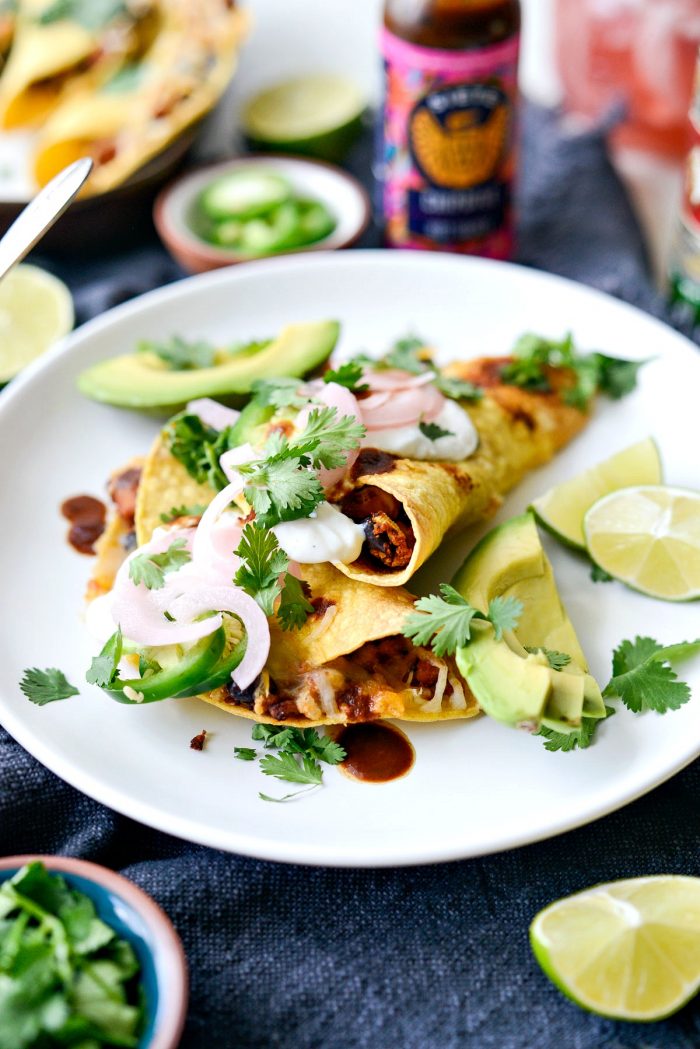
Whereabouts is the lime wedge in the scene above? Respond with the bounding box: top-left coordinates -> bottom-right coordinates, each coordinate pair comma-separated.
0,264 -> 73,383
531,437 -> 662,549
242,75 -> 365,161
583,484 -> 700,601
531,876 -> 700,1021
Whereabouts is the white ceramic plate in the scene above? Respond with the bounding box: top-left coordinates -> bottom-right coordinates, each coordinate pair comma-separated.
1,251 -> 698,867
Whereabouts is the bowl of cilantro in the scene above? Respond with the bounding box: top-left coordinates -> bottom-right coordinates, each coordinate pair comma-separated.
0,855 -> 187,1049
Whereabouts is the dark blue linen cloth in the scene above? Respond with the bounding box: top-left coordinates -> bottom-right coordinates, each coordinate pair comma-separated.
2,106 -> 699,1049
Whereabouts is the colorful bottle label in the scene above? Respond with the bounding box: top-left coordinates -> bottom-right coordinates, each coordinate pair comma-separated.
377,27 -> 519,258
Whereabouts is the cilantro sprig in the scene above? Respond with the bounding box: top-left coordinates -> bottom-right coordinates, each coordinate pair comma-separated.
323,361 -> 369,394
523,647 -> 571,671
128,538 -> 190,590
419,421 -> 454,441
500,332 -> 648,409
346,335 -> 483,403
237,405 -> 365,527
250,376 -> 309,411
604,636 -> 700,714
137,334 -> 217,371
537,705 -> 616,752
233,522 -> 313,629
166,413 -> 237,491
85,628 -> 123,688
236,724 -> 346,802
403,584 -> 522,658
19,668 -> 79,706
159,503 -> 207,524
0,860 -> 144,1046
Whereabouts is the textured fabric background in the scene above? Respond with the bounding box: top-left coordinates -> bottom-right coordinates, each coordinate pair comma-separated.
2,106 -> 699,1048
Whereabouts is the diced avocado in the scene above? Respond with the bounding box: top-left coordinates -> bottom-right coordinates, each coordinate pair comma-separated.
452,512 -> 603,729
77,320 -> 339,412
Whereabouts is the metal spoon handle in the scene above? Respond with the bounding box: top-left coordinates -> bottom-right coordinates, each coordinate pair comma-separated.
0,157 -> 93,281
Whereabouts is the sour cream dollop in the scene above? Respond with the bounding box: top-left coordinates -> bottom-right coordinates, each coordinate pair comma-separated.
361,398 -> 479,461
272,502 -> 365,564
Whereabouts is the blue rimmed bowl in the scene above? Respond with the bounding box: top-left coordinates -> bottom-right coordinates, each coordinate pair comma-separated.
0,855 -> 188,1049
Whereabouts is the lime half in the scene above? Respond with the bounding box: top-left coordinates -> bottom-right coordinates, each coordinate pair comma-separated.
531,437 -> 662,550
0,264 -> 73,383
583,484 -> 700,601
531,876 -> 700,1021
242,75 -> 365,161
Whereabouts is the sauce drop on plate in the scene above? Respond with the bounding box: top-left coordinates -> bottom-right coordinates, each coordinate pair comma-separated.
61,495 -> 106,555
337,723 -> 414,783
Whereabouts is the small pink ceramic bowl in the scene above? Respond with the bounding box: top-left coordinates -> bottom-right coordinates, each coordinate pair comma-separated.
154,154 -> 371,274
0,855 -> 188,1049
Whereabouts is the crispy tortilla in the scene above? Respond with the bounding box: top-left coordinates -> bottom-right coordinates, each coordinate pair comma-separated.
103,442 -> 478,727
32,0 -> 247,192
329,358 -> 589,586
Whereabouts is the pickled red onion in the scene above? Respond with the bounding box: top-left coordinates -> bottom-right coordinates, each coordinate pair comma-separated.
191,478 -> 246,582
361,383 -> 445,430
362,369 -> 436,391
186,398 -> 240,431
163,581 -> 270,689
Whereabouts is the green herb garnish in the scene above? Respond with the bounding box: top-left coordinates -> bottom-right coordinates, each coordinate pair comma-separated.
233,522 -> 313,629
128,538 -> 190,590
85,628 -> 122,688
500,332 -> 648,409
418,421 -> 454,441
166,413 -> 237,491
137,335 -> 217,371
159,503 -> 207,524
0,860 -> 144,1048
248,724 -> 346,802
523,647 -> 572,671
603,636 -> 700,714
237,405 -> 365,527
323,361 -> 369,393
590,563 -> 613,583
234,747 -> 257,761
250,376 -> 309,411
402,584 -> 522,658
19,668 -> 79,706
537,705 -> 616,752
39,0 -> 129,30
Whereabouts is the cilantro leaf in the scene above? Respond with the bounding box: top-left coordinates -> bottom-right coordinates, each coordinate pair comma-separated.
159,503 -> 207,523
259,786 -> 321,803
166,412 -> 237,491
276,573 -> 314,631
537,706 -> 616,752
234,522 -> 288,616
403,584 -> 482,657
384,335 -> 431,374
524,646 -> 572,671
419,421 -> 454,441
251,376 -> 309,410
590,563 -> 613,583
128,538 -> 190,590
234,747 -> 257,761
433,374 -> 483,401
238,406 -> 365,527
260,751 -> 323,785
500,331 -> 646,408
19,668 -> 79,706
137,334 -> 216,371
403,585 -> 522,657
603,636 -> 700,714
323,361 -> 369,393
486,596 -> 523,640
85,628 -> 122,688
594,354 -> 650,400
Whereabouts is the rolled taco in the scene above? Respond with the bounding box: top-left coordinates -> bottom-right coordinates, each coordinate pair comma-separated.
86,448 -> 478,728
0,0 -> 159,129
329,358 -> 588,586
33,0 -> 247,193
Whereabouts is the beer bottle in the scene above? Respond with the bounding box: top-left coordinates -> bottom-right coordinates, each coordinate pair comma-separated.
377,0 -> 521,258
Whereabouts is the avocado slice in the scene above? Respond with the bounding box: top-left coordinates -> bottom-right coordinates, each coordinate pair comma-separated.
452,512 -> 604,730
77,320 -> 340,412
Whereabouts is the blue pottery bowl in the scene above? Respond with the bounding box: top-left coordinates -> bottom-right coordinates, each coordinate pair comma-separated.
0,855 -> 188,1049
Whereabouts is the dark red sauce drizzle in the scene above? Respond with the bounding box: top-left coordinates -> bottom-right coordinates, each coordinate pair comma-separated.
60,495 -> 107,555
337,723 -> 415,783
